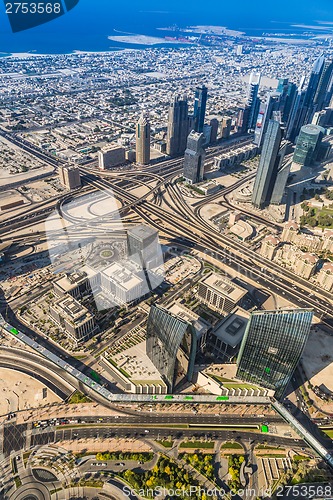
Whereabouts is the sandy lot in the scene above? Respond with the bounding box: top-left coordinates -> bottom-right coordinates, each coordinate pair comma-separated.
0,367 -> 61,416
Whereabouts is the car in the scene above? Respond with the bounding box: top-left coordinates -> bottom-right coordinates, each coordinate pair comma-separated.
144,430 -> 149,433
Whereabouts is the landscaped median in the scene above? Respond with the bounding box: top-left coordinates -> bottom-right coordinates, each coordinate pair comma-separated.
220,441 -> 244,456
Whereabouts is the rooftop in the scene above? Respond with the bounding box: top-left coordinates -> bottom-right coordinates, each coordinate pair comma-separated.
201,273 -> 247,302
213,307 -> 250,348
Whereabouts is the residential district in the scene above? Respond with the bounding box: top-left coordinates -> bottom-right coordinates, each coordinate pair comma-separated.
1,25 -> 333,500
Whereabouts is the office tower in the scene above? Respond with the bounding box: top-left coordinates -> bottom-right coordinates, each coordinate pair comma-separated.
236,44 -> 243,56
146,304 -> 197,391
221,116 -> 232,138
193,85 -> 208,133
237,106 -> 250,134
252,120 -> 285,209
183,131 -> 206,184
209,118 -> 219,143
293,124 -> 325,166
313,58 -> 333,111
98,145 -> 126,169
246,72 -> 261,131
136,113 -> 150,165
197,273 -> 247,315
276,78 -> 297,124
254,92 -> 281,148
286,76 -> 307,143
166,94 -> 189,157
270,156 -> 291,205
59,165 -> 81,190
127,224 -> 161,271
236,309 -> 313,399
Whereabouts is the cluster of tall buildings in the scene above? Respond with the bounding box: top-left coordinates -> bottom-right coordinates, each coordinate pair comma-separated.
249,54 -> 333,211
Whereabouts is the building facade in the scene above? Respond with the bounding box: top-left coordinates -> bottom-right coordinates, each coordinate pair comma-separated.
197,273 -> 247,315
166,94 -> 189,157
193,85 -> 208,133
136,114 -> 150,165
236,309 -> 313,399
59,165 -> 81,190
183,131 -> 206,184
293,124 -> 325,166
252,120 -> 285,209
146,305 -> 197,392
98,146 -> 126,169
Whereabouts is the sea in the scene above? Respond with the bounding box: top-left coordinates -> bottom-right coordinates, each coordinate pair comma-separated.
0,0 -> 331,56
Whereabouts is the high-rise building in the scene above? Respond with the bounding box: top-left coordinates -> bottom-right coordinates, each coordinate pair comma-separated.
288,56 -> 333,139
276,79 -> 297,124
146,304 -> 197,391
236,309 -> 313,399
166,94 -> 189,157
98,146 -> 126,169
246,72 -> 261,131
252,120 -> 285,209
209,118 -> 219,143
293,124 -> 325,166
286,76 -> 307,143
197,273 -> 247,315
59,165 -> 81,190
254,93 -> 281,148
183,131 -> 206,184
136,113 -> 150,165
270,156 -> 291,205
127,224 -> 162,271
193,85 -> 208,133
221,116 -> 232,139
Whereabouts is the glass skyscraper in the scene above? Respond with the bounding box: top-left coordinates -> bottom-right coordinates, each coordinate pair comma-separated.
252,119 -> 285,209
293,124 -> 325,166
193,85 -> 208,133
166,94 -> 189,157
146,305 -> 197,392
236,309 -> 313,400
183,131 -> 206,184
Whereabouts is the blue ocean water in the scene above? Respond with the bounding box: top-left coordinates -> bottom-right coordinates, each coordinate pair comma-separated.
0,0 -> 332,55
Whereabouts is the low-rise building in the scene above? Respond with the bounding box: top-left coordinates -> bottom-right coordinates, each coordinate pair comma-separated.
260,235 -> 281,260
317,262 -> 333,291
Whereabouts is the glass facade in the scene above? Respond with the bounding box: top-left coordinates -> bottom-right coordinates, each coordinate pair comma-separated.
236,309 -> 313,400
193,85 -> 208,133
252,120 -> 283,209
183,131 -> 206,184
293,124 -> 325,166
146,305 -> 197,391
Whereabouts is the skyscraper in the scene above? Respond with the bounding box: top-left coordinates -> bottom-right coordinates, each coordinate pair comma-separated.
252,120 -> 285,209
146,304 -> 197,391
254,92 -> 281,148
193,85 -> 208,133
313,58 -> 333,111
276,78 -> 297,124
289,55 -> 333,137
293,124 -> 325,166
236,309 -> 313,399
136,113 -> 150,165
166,94 -> 189,157
286,76 -> 307,143
246,72 -> 261,131
183,131 -> 206,184
127,224 -> 161,271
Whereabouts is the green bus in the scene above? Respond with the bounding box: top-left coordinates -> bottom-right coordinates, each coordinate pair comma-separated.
216,396 -> 229,401
164,395 -> 173,400
10,328 -> 19,336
